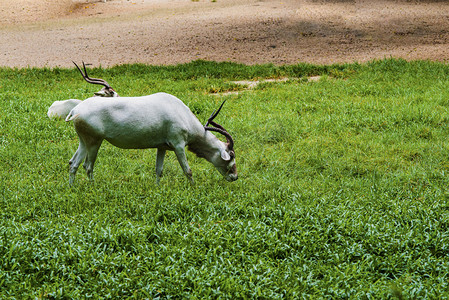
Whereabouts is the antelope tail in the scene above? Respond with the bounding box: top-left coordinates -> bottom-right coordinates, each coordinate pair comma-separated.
65,112 -> 79,122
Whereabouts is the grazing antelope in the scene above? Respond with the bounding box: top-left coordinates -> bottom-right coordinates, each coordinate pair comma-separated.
47,62 -> 118,119
65,93 -> 237,185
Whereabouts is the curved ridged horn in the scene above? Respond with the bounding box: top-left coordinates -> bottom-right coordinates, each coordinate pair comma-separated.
73,61 -> 112,89
204,100 -> 234,150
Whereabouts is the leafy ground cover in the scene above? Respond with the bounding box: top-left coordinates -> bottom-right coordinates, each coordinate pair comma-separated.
1,59 -> 449,298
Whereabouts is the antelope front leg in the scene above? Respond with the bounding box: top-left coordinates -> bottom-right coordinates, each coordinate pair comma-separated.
174,147 -> 194,184
155,148 -> 166,185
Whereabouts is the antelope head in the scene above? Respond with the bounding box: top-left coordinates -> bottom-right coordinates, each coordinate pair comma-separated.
73,61 -> 119,97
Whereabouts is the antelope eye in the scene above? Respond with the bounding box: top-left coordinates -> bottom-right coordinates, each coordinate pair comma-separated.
227,162 -> 236,172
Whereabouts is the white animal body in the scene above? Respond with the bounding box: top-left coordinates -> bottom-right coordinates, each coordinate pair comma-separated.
65,92 -> 237,185
47,99 -> 82,119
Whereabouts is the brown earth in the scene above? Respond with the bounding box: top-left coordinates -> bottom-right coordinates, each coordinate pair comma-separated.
1,0 -> 449,68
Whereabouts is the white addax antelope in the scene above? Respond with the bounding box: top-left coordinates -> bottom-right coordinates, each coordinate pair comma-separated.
47,62 -> 118,119
65,93 -> 238,185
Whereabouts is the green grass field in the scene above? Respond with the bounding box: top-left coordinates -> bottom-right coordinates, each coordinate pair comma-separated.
1,59 -> 449,298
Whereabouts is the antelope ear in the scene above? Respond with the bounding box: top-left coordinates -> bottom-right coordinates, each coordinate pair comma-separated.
221,149 -> 231,161
94,90 -> 107,97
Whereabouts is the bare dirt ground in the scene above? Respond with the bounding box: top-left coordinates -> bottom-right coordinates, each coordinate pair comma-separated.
1,0 -> 449,68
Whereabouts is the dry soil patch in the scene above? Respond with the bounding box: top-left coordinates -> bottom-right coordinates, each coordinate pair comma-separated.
1,0 -> 449,67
